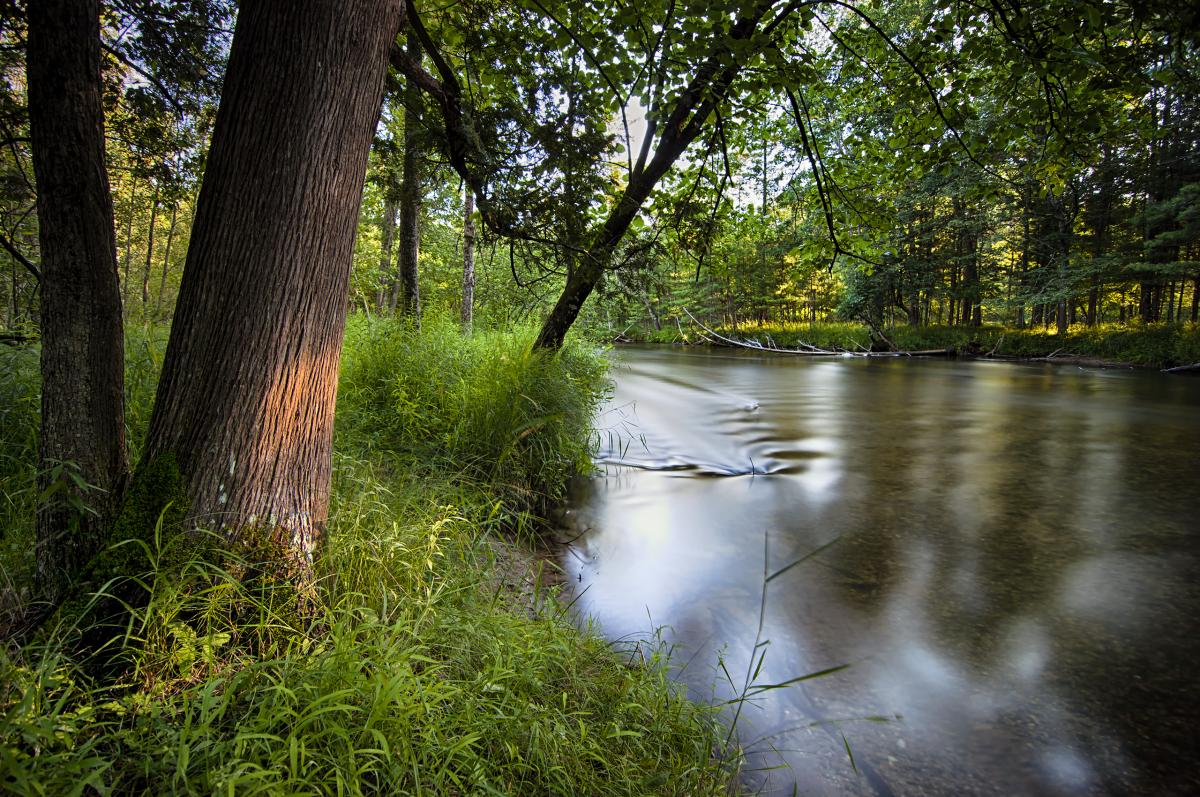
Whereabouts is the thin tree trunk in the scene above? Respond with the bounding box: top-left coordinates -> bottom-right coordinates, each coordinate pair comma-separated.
375,195 -> 397,311
155,203 -> 178,320
8,260 -> 16,327
461,186 -> 475,333
27,0 -> 128,603
121,176 -> 137,303
1087,276 -> 1100,326
518,2 -> 774,349
141,0 -> 404,584
1056,194 -> 1074,334
394,35 -> 422,325
141,182 -> 159,308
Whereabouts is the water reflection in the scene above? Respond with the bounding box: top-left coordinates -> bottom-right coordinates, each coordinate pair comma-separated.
561,346 -> 1200,796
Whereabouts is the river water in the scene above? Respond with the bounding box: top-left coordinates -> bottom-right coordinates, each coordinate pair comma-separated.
559,345 -> 1200,796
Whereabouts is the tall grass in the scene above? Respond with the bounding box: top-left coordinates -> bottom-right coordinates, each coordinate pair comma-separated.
337,315 -> 609,518
0,317 -> 736,796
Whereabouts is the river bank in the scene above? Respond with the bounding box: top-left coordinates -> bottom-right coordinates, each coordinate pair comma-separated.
627,320 -> 1200,371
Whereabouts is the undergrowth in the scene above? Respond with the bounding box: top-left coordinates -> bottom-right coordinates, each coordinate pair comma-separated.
0,316 -> 736,796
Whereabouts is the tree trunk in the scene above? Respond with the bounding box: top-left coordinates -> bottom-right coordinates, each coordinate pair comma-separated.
141,183 -> 160,308
27,0 -> 128,603
1139,281 -> 1155,322
375,195 -> 398,311
461,186 -> 475,333
155,204 -> 179,320
141,0 -> 404,583
8,261 -> 16,327
394,35 -> 422,325
121,177 -> 138,303
1087,276 -> 1100,326
520,3 -> 773,349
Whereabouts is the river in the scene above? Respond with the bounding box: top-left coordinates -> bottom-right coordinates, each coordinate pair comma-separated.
559,345 -> 1200,796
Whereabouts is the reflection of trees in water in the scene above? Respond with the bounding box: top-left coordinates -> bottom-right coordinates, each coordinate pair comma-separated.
814,363 -> 1200,795
569,352 -> 1200,795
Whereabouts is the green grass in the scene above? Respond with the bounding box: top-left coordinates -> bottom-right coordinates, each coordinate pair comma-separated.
634,319 -> 1200,369
0,316 -> 737,796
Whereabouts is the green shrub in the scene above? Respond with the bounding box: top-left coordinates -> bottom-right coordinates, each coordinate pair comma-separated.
337,315 -> 610,516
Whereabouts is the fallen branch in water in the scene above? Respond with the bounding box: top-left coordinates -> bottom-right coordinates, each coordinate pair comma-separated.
677,310 -> 961,358
680,308 -> 846,355
1163,362 -> 1200,374
610,322 -> 636,343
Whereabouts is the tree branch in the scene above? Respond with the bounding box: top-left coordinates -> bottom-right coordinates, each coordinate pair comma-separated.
0,230 -> 41,283
100,41 -> 186,115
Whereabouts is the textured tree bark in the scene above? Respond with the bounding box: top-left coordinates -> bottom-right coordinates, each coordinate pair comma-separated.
142,0 -> 404,582
27,0 -> 128,604
461,187 -> 475,333
394,35 -> 422,325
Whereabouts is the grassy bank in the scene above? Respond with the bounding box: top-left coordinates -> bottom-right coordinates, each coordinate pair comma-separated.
0,317 -> 737,796
637,320 -> 1200,369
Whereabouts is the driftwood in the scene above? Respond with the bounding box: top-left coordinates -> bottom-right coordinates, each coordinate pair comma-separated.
677,309 -> 956,358
680,308 -> 844,355
1030,355 -> 1136,369
1163,362 -> 1200,374
1031,347 -> 1068,361
0,333 -> 34,347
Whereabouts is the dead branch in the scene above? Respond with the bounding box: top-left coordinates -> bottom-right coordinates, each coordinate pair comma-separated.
680,308 -> 846,356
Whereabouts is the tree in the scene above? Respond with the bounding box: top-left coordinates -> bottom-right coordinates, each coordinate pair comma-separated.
138,0 -> 405,584
27,0 -> 128,604
393,35 -> 423,324
462,186 -> 475,332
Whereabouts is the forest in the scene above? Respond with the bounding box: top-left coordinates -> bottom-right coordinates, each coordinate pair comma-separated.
1,0 -> 1197,793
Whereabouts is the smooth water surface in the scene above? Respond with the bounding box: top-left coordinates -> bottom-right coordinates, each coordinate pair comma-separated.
560,346 -> 1200,796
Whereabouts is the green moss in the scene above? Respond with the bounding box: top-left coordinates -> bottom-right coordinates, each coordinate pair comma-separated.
84,453 -> 193,590
49,454 -> 209,674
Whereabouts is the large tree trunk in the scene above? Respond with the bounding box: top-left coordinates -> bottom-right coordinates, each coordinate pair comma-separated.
461,186 -> 475,333
394,35 -> 422,325
141,0 -> 404,583
27,0 -> 128,604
